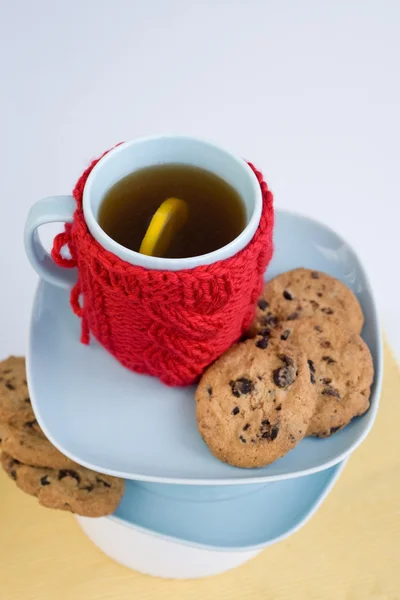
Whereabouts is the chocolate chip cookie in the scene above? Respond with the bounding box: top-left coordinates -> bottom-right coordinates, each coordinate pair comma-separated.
0,421 -> 76,469
0,356 -> 35,425
251,268 -> 364,336
196,337 -> 316,467
1,452 -> 124,517
270,316 -> 374,437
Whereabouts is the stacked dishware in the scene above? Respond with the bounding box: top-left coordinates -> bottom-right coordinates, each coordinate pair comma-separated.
24,138 -> 382,578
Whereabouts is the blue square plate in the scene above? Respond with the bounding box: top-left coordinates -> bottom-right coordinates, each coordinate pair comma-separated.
77,460 -> 346,578
28,210 -> 383,484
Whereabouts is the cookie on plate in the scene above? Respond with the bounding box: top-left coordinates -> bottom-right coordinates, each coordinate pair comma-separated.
0,421 -> 76,469
269,316 -> 374,437
251,268 -> 364,336
1,452 -> 124,517
196,337 -> 316,468
0,356 -> 35,425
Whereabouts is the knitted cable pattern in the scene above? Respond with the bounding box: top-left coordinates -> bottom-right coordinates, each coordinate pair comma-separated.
51,148 -> 274,386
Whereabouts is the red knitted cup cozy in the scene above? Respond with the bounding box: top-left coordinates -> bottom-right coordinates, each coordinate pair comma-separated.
51,150 -> 274,386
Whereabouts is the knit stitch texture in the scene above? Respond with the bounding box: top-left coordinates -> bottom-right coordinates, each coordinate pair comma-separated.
51,148 -> 274,386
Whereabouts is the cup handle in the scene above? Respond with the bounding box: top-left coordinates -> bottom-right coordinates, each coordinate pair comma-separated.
24,195 -> 77,288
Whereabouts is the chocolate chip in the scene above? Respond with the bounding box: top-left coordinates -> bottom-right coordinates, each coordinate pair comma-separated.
289,434 -> 296,442
320,340 -> 331,348
10,469 -> 17,480
321,377 -> 332,384
256,337 -> 269,349
239,435 -> 247,443
273,364 -> 297,387
321,307 -> 334,315
310,372 -> 316,384
96,477 -> 111,488
5,382 -> 15,391
257,375 -> 262,381
322,356 -> 336,365
287,312 -> 300,320
243,423 -> 250,431
311,271 -> 320,279
317,292 -> 323,297
279,354 -> 294,366
260,421 -> 280,441
24,419 -> 38,430
40,475 -> 50,486
207,386 -> 212,397
330,426 -> 341,435
81,484 -> 94,492
280,329 -> 290,341
232,406 -> 240,415
283,290 -> 293,300
58,469 -> 81,484
270,425 -> 279,440
307,359 -> 316,373
230,378 -> 254,397
322,386 -> 341,398
314,325 -> 322,332
258,299 -> 269,310
23,379 -> 27,384
262,315 -> 278,327
24,397 -> 30,403
259,328 -> 271,337
275,404 -> 282,411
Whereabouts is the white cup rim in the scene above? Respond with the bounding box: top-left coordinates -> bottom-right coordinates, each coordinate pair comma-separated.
82,135 -> 263,271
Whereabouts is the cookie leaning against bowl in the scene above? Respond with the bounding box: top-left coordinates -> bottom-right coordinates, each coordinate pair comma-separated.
269,317 -> 374,437
196,337 -> 317,468
1,452 -> 125,518
251,268 -> 364,336
0,356 -> 35,425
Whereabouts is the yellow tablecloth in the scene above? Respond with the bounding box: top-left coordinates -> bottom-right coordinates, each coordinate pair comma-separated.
1,344 -> 399,600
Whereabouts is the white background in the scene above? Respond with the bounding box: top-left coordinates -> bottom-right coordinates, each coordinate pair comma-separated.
1,1 -> 399,361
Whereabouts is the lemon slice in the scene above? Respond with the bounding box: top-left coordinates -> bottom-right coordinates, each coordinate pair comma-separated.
139,197 -> 189,257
